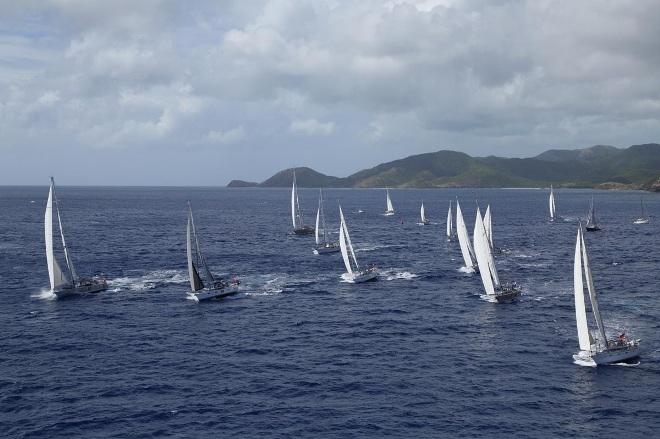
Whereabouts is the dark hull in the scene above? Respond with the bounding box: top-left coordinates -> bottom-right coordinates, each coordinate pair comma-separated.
294,226 -> 315,235
585,226 -> 601,232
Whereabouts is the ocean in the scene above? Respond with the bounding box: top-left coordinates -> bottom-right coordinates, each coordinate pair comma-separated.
1,186 -> 659,438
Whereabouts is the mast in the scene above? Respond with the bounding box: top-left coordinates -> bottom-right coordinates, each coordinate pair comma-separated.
573,226 -> 592,351
580,228 -> 607,346
51,178 -> 77,282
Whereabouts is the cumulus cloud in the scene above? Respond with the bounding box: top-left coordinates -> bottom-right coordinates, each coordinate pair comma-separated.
1,0 -> 659,184
290,118 -> 335,135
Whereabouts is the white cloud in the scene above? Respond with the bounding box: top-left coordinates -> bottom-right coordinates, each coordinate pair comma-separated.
290,118 -> 335,135
204,125 -> 246,144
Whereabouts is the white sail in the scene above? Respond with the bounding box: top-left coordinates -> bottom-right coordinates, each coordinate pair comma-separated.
455,200 -> 476,271
339,220 -> 353,274
339,206 -> 359,270
483,205 -> 493,249
420,203 -> 426,222
573,227 -> 591,351
386,189 -> 394,212
291,172 -> 298,228
315,206 -> 321,245
580,229 -> 607,345
549,186 -> 556,220
45,182 -> 69,290
473,208 -> 495,295
446,201 -> 453,238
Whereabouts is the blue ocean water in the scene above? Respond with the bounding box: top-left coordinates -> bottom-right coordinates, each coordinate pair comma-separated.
1,186 -> 659,438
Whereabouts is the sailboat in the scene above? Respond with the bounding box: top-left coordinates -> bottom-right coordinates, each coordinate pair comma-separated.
585,197 -> 601,231
572,225 -> 640,364
291,170 -> 315,235
473,207 -> 521,302
338,204 -> 378,283
633,198 -> 650,224
446,201 -> 454,241
44,177 -> 107,297
549,185 -> 557,221
187,203 -> 239,302
384,189 -> 395,216
313,189 -> 340,254
419,202 -> 430,225
455,199 -> 477,273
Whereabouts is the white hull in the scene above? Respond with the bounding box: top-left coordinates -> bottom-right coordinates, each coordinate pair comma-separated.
384,211 -> 395,216
344,269 -> 379,283
190,284 -> 239,302
575,344 -> 641,365
54,279 -> 107,298
314,244 -> 340,255
633,218 -> 649,225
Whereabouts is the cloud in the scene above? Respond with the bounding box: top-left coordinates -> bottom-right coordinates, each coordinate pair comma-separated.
204,125 -> 246,144
289,118 -> 335,135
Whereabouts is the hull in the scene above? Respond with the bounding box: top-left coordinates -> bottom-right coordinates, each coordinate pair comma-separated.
314,244 -> 340,255
633,218 -> 649,225
384,211 -> 395,216
346,269 -> 379,283
421,220 -> 431,225
592,345 -> 641,364
191,284 -> 239,302
585,225 -> 601,231
294,226 -> 315,235
494,286 -> 521,302
54,279 -> 108,298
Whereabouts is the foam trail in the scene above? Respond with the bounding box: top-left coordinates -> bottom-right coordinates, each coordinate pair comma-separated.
31,288 -> 57,300
458,266 -> 475,274
385,271 -> 418,281
479,294 -> 498,303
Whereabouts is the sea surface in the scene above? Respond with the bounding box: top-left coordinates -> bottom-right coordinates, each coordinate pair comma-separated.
1,186 -> 659,438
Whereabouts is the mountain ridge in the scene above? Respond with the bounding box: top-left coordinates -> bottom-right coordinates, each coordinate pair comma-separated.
227,143 -> 660,191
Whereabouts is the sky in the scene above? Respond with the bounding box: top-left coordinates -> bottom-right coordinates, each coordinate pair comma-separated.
1,0 -> 659,185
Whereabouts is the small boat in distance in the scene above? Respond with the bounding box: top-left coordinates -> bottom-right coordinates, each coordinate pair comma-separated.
419,202 -> 430,225
446,201 -> 454,241
572,224 -> 640,365
585,197 -> 601,231
384,188 -> 395,216
549,185 -> 556,221
455,199 -> 478,273
473,207 -> 521,302
186,203 -> 239,302
338,204 -> 378,283
313,189 -> 340,255
45,177 -> 107,297
291,170 -> 315,235
633,198 -> 650,224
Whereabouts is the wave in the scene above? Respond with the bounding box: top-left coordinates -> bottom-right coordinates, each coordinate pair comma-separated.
572,354 -> 597,367
30,288 -> 56,300
458,266 -> 475,274
479,294 -> 498,303
384,270 -> 418,281
108,269 -> 188,292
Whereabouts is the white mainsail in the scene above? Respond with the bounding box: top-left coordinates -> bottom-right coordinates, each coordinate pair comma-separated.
315,206 -> 321,245
45,181 -> 70,291
455,200 -> 476,271
339,221 -> 352,274
386,189 -> 394,212
483,205 -> 493,249
446,201 -> 453,238
291,171 -> 298,228
473,208 -> 496,295
573,227 -> 591,351
420,203 -> 426,222
580,228 -> 607,345
549,186 -> 556,220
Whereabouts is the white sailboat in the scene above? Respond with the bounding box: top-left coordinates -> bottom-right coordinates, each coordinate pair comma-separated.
338,205 -> 378,283
291,170 -> 315,235
549,185 -> 556,221
446,201 -> 454,241
419,202 -> 430,225
44,177 -> 107,297
572,225 -> 640,364
384,189 -> 395,216
473,207 -> 521,302
633,198 -> 650,224
313,189 -> 340,254
455,199 -> 477,273
585,197 -> 601,231
187,203 -> 239,302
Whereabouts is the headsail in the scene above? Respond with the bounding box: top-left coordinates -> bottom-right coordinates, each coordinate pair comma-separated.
483,205 -> 493,249
580,228 -> 607,346
473,208 -> 495,295
188,203 -> 215,284
586,197 -> 598,228
386,189 -> 394,212
45,181 -> 70,291
549,186 -> 556,220
573,227 -> 591,351
315,205 -> 321,245
455,200 -> 476,271
339,206 -> 359,270
420,203 -> 426,222
291,171 -> 298,228
187,212 -> 204,292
